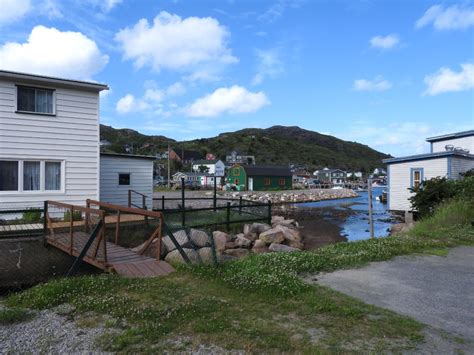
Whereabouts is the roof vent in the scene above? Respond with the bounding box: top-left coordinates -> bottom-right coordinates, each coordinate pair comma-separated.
445,144 -> 454,151
462,149 -> 470,154
454,147 -> 463,152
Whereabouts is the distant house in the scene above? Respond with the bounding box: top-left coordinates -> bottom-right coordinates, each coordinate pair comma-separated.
172,171 -> 217,187
205,153 -> 216,160
191,159 -> 225,176
316,168 -> 347,185
372,167 -> 387,176
100,153 -> 155,208
226,150 -> 256,165
100,139 -> 111,147
227,165 -> 292,191
384,130 -> 474,212
169,148 -> 203,164
347,171 -> 363,179
124,144 -> 133,154
292,169 -> 311,185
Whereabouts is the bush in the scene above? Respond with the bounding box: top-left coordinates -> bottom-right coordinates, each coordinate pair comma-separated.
21,209 -> 42,223
64,210 -> 83,222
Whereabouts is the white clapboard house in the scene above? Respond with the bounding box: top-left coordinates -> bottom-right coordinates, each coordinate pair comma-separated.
0,70 -> 154,211
383,130 -> 474,212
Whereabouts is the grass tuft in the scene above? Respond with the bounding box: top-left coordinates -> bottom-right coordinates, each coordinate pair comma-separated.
0,307 -> 33,325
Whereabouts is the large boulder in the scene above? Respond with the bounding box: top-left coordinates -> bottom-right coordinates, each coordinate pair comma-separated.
190,228 -> 210,247
197,247 -> 217,264
249,223 -> 271,235
234,234 -> 251,248
225,241 -> 237,249
165,248 -> 199,264
277,225 -> 302,243
259,227 -> 285,244
284,240 -> 304,250
268,243 -> 301,253
212,231 -> 228,253
244,232 -> 258,242
252,239 -> 269,254
162,230 -> 190,252
223,248 -> 249,259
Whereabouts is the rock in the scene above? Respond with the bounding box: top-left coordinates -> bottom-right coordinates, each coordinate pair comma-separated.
390,222 -> 415,235
277,225 -> 302,242
223,248 -> 249,258
220,254 -> 238,262
165,248 -> 199,264
284,240 -> 304,250
244,232 -> 258,242
162,230 -> 190,252
268,243 -> 301,253
212,231 -> 228,252
190,228 -> 210,247
271,215 -> 285,224
197,247 -> 217,264
213,230 -> 231,242
234,234 -> 251,248
243,224 -> 251,235
259,227 -> 285,244
249,223 -> 271,235
225,241 -> 237,249
252,239 -> 269,254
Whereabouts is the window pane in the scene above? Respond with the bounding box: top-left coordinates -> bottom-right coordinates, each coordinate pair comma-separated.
0,161 -> 19,191
17,87 -> 35,112
119,173 -> 130,185
36,89 -> 53,113
23,161 -> 40,191
45,162 -> 61,190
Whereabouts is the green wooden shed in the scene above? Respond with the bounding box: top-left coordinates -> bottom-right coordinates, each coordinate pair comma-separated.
227,165 -> 293,191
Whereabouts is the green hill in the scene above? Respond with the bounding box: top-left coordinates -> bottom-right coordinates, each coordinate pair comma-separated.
100,124 -> 390,171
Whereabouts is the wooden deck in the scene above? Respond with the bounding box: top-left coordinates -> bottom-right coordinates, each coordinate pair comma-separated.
46,231 -> 174,278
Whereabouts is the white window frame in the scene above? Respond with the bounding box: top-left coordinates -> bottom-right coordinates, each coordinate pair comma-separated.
15,84 -> 57,116
0,159 -> 65,195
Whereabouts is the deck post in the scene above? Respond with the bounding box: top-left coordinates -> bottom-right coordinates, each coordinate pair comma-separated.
128,189 -> 132,207
226,202 -> 231,232
43,201 -> 48,246
115,210 -> 121,245
69,206 -> 74,254
161,195 -> 165,211
181,178 -> 185,227
239,196 -> 242,215
213,174 -> 217,212
267,201 -> 272,225
85,199 -> 90,233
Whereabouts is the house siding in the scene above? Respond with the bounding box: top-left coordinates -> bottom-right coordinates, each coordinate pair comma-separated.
388,158 -> 448,211
449,157 -> 474,179
99,155 -> 153,208
227,165 -> 247,191
0,80 -> 100,209
432,136 -> 473,153
251,176 -> 292,191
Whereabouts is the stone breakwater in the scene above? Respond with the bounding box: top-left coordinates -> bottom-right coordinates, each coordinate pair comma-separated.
133,215 -> 304,264
222,188 -> 358,204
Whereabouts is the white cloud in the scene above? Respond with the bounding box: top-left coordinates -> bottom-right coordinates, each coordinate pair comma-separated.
0,25 -> 108,79
369,34 -> 400,49
116,94 -> 151,114
353,76 -> 392,92
251,48 -> 284,85
416,4 -> 474,30
258,0 -> 304,23
423,63 -> 474,95
0,0 -> 31,25
166,82 -> 186,96
115,11 -> 237,77
186,85 -> 270,117
86,0 -> 122,12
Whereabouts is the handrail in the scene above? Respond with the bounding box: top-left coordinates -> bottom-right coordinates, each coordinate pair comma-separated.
87,199 -> 162,218
128,189 -> 148,210
129,189 -> 147,197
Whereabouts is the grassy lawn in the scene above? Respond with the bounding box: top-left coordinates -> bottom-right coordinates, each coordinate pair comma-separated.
2,199 -> 473,352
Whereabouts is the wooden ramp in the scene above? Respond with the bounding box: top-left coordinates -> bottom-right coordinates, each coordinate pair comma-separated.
46,231 -> 174,277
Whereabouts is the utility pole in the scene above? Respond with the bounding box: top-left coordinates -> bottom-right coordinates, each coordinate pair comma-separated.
167,143 -> 171,189
368,178 -> 374,238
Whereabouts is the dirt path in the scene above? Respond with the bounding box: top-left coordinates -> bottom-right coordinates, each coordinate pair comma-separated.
308,246 -> 474,352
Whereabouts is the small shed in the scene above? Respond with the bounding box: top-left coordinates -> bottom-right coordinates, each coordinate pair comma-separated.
227,165 -> 292,191
100,153 -> 155,208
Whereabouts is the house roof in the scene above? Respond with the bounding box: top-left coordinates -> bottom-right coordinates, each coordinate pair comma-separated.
240,165 -> 292,177
192,159 -> 221,165
172,148 -> 203,160
317,168 -> 346,174
0,70 -> 109,92
173,171 -> 212,177
426,130 -> 474,143
383,151 -> 474,164
101,152 -> 156,160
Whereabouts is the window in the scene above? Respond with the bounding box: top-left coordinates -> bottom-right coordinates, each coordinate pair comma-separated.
264,178 -> 271,186
0,161 -> 18,191
233,168 -> 240,176
119,173 -> 131,186
45,162 -> 61,190
17,86 -> 54,114
279,178 -> 286,186
23,161 -> 40,191
234,178 -> 239,185
411,168 -> 423,189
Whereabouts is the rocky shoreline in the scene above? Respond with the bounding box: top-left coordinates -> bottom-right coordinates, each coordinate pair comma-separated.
221,188 -> 358,204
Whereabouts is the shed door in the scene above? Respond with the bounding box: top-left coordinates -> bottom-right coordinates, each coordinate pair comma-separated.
248,177 -> 254,191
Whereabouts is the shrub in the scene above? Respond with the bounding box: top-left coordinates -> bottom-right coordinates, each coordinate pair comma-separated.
64,210 -> 83,222
21,209 -> 42,223
408,177 -> 456,217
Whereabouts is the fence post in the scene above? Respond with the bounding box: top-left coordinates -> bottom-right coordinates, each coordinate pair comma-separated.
142,195 -> 146,210
161,195 -> 165,211
226,202 -> 231,232
43,201 -> 48,246
181,177 -> 185,227
267,200 -> 272,225
213,175 -> 217,212
69,206 -> 74,254
128,189 -> 132,207
239,196 -> 242,215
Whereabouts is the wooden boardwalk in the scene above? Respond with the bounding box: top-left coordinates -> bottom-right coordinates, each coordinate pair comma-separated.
46,231 -> 174,278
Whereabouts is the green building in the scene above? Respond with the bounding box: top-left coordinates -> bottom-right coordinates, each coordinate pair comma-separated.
227,165 -> 292,191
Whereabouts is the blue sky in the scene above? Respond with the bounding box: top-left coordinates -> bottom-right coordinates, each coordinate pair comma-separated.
0,0 -> 473,156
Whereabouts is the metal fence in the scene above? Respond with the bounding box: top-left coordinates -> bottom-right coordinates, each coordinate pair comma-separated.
0,208 -> 44,238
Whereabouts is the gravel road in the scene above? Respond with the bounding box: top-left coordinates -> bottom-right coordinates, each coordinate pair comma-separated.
311,246 -> 474,351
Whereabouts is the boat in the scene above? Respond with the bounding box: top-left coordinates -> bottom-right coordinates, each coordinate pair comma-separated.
377,191 -> 388,203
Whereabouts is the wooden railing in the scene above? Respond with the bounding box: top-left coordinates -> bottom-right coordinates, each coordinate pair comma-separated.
44,200 -> 107,266
86,199 -> 164,260
128,189 -> 148,210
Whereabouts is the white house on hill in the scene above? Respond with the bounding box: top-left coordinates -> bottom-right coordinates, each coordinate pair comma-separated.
191,159 -> 225,176
384,130 -> 474,212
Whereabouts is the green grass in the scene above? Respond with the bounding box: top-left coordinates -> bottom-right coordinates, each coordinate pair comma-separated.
0,307 -> 32,325
3,199 -> 473,352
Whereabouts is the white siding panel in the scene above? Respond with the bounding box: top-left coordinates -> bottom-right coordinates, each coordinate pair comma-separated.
100,156 -> 153,208
432,137 -> 473,153
388,158 -> 448,211
0,79 -> 100,209
450,157 -> 474,179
